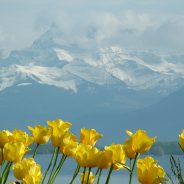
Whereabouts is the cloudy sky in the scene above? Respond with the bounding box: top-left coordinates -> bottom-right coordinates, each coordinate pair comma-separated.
0,0 -> 184,53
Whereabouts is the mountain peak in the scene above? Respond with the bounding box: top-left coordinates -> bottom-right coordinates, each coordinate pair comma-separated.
32,25 -> 61,49
0,28 -> 184,95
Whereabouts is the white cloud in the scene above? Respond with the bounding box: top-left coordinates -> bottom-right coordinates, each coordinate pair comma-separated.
0,0 -> 184,52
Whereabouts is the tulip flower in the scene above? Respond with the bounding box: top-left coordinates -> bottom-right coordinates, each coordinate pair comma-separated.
13,158 -> 42,184
96,150 -> 112,169
123,138 -> 137,159
80,128 -> 103,146
75,144 -> 99,168
124,129 -> 156,157
48,119 -> 72,147
105,144 -> 126,170
3,142 -> 29,162
104,144 -> 126,184
28,125 -> 51,145
137,156 -> 166,184
11,129 -> 33,147
80,171 -> 95,184
47,119 -> 72,130
47,133 -> 77,184
46,120 -> 72,184
0,130 -> 12,148
124,130 -> 156,184
95,150 -> 113,184
179,130 -> 184,151
59,131 -> 78,157
28,125 -> 50,158
23,176 -> 41,184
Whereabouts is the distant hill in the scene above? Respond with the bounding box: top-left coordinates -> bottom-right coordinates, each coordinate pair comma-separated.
0,84 -> 183,145
29,141 -> 182,156
76,87 -> 184,143
118,87 -> 184,141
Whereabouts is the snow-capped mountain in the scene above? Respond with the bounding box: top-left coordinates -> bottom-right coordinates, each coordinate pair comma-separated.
0,28 -> 184,143
0,29 -> 184,96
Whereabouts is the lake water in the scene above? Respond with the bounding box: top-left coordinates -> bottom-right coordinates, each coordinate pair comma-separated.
8,154 -> 177,183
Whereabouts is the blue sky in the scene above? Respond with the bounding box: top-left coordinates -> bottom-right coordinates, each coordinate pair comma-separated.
0,0 -> 184,53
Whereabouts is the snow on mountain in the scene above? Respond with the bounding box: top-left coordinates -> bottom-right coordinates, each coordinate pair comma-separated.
15,65 -> 78,92
93,47 -> 184,91
0,30 -> 184,95
0,65 -> 26,91
0,64 -> 77,92
54,48 -> 74,62
16,83 -> 32,86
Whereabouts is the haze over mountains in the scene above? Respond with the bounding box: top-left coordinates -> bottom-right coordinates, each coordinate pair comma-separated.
0,28 -> 184,144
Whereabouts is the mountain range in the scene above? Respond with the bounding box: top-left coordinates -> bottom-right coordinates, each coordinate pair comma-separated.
0,28 -> 184,144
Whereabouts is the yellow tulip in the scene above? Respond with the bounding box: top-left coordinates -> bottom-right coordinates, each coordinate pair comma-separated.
13,158 -> 42,184
48,119 -> 72,147
80,128 -> 103,146
13,158 -> 37,179
59,131 -> 78,157
28,125 -> 50,144
105,144 -> 126,170
80,171 -> 95,184
96,150 -> 112,169
3,142 -> 28,162
123,138 -> 137,159
124,129 -> 156,157
75,144 -> 99,168
179,130 -> 184,151
0,130 -> 12,147
137,156 -> 166,184
47,119 -> 72,130
23,175 -> 41,184
11,129 -> 33,146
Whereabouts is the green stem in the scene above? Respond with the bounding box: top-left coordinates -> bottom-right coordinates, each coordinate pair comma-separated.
50,154 -> 67,184
0,167 -> 2,184
166,173 -> 175,184
95,168 -> 100,176
47,147 -> 59,183
41,148 -> 56,184
1,162 -> 6,184
1,162 -> 9,183
129,159 -> 132,170
0,158 -> 4,184
129,153 -> 138,184
69,164 -> 81,184
86,168 -> 91,184
2,162 -> 12,184
97,168 -> 102,184
105,165 -> 113,184
82,167 -> 86,184
33,144 -> 39,159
